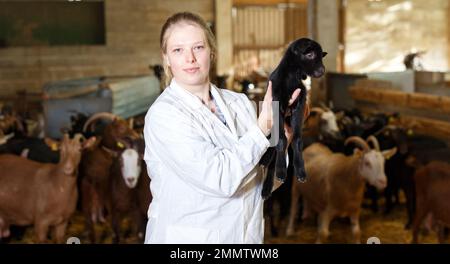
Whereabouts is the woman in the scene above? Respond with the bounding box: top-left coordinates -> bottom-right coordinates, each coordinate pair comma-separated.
143,12 -> 301,244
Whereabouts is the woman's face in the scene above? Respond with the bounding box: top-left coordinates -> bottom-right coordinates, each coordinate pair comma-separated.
164,23 -> 211,87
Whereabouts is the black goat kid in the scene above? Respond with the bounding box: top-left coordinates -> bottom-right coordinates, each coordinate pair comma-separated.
260,38 -> 327,199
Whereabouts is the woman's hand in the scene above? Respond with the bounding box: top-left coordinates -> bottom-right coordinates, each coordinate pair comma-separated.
257,81 -> 301,141
257,81 -> 274,136
284,88 -> 302,146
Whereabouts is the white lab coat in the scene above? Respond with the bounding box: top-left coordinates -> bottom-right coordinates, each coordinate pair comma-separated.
143,79 -> 270,244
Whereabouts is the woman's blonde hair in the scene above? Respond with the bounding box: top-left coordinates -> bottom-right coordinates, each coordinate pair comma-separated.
160,12 -> 217,86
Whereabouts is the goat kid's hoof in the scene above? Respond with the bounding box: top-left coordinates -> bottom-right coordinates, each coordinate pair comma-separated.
275,175 -> 286,183
275,168 -> 287,182
296,172 -> 307,183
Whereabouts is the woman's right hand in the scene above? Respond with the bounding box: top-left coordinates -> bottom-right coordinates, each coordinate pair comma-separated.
257,81 -> 301,137
257,81 -> 273,136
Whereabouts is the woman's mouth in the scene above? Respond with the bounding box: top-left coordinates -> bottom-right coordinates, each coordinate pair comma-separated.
184,67 -> 200,74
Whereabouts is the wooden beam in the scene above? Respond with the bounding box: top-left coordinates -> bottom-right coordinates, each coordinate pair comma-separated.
215,0 -> 233,77
233,0 -> 307,6
337,0 -> 345,73
349,86 -> 450,115
349,84 -> 450,141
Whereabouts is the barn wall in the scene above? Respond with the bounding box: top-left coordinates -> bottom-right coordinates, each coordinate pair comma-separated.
0,0 -> 214,96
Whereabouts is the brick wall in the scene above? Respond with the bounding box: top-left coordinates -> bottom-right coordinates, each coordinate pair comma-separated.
0,0 -> 214,96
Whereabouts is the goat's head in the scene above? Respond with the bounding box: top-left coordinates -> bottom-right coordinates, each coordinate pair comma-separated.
119,147 -> 142,189
345,136 -> 397,190
305,107 -> 342,140
289,38 -> 327,79
103,119 -> 140,151
60,133 -> 97,176
375,126 -> 408,155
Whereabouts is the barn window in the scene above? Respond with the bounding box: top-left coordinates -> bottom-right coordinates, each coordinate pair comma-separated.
0,0 -> 105,48
344,0 -> 449,73
232,1 -> 308,79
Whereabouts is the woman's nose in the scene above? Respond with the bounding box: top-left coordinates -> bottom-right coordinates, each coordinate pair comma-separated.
185,49 -> 196,63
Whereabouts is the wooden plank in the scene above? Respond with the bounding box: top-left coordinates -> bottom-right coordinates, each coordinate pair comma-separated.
349,86 -> 450,114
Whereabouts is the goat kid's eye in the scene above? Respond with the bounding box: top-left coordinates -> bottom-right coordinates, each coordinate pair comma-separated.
305,52 -> 315,60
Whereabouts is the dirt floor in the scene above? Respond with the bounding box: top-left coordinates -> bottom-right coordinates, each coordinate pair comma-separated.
265,202 -> 441,244
5,200 -> 443,244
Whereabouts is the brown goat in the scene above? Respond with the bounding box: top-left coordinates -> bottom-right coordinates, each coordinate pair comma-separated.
109,139 -> 151,243
0,134 -> 95,243
79,112 -> 140,243
412,161 -> 450,244
286,136 -> 396,243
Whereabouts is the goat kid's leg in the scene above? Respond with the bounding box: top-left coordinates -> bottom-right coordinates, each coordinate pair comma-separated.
53,221 -> 68,244
290,98 -> 306,182
316,209 -> 332,244
262,151 -> 276,199
275,110 -> 288,182
350,213 -> 361,244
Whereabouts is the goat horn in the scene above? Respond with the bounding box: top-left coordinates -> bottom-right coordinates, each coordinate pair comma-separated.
318,102 -> 331,111
128,118 -> 134,129
82,112 -> 119,133
344,136 -> 369,152
366,135 -> 380,151
310,107 -> 325,115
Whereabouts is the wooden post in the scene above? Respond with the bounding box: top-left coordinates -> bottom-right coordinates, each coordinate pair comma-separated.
215,0 -> 233,87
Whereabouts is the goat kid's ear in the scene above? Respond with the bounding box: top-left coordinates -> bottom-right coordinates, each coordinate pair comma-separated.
322,52 -> 328,58
382,147 -> 397,160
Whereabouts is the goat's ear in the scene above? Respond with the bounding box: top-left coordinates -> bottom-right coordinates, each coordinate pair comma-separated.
382,147 -> 397,160
322,52 -> 328,58
353,148 -> 363,156
44,138 -> 60,151
82,136 -> 97,149
335,111 -> 345,121
405,154 -> 421,168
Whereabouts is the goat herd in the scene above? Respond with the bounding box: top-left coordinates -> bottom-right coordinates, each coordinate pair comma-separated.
0,110 -> 151,243
265,106 -> 450,244
0,103 -> 449,244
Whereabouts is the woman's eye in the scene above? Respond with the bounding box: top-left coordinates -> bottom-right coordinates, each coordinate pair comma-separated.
194,45 -> 204,51
173,48 -> 182,53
